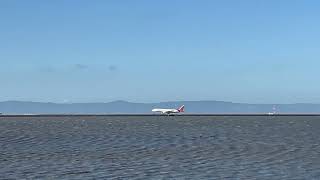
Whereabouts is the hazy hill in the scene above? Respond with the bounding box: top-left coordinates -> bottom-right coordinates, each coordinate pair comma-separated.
1,100 -> 320,114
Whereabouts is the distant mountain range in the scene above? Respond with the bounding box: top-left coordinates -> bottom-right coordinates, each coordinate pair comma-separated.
1,100 -> 320,114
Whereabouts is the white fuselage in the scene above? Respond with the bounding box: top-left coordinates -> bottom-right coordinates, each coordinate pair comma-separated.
152,108 -> 179,114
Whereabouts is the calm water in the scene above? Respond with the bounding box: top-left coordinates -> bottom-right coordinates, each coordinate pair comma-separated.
1,116 -> 320,179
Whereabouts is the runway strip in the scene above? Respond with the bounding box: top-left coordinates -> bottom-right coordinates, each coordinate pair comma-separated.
1,113 -> 320,117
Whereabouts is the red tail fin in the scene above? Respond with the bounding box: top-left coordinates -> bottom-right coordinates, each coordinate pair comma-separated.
177,105 -> 185,112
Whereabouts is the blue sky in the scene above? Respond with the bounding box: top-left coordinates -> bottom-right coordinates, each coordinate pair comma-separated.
1,0 -> 320,103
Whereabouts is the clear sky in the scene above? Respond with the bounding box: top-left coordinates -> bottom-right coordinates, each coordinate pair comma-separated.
1,0 -> 320,103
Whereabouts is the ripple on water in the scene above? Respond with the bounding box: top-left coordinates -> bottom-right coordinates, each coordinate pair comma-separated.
1,116 -> 320,179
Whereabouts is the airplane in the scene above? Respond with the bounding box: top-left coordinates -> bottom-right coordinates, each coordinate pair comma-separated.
152,105 -> 185,115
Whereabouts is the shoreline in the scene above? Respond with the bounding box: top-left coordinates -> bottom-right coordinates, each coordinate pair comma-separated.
1,113 -> 320,117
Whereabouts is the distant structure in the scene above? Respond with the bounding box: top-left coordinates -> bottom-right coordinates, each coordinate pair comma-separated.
268,105 -> 277,115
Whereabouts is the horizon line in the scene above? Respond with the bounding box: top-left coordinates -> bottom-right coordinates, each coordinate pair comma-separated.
0,100 -> 319,105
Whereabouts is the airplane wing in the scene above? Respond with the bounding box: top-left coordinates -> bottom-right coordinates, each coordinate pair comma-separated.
162,110 -> 171,114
